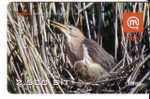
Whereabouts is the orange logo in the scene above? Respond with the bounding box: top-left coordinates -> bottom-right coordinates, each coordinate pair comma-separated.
123,12 -> 144,32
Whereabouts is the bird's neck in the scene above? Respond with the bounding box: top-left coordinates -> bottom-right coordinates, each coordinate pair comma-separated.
65,37 -> 85,63
67,36 -> 85,49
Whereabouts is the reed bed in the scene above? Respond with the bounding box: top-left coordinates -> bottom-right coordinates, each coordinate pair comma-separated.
7,2 -> 150,93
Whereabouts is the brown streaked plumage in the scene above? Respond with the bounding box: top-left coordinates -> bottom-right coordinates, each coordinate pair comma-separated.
50,21 -> 115,82
74,61 -> 110,82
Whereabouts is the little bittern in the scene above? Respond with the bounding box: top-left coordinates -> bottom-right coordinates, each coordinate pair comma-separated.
50,21 -> 115,82
74,62 -> 109,82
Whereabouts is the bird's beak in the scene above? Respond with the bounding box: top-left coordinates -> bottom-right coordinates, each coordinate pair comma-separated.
50,21 -> 70,35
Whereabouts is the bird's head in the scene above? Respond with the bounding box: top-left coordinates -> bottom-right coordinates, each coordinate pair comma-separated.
50,21 -> 85,42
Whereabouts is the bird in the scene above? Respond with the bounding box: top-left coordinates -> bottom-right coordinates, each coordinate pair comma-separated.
74,62 -> 109,82
50,21 -> 115,82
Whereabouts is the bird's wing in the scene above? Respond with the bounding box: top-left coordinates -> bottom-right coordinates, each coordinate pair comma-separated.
83,39 -> 115,71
